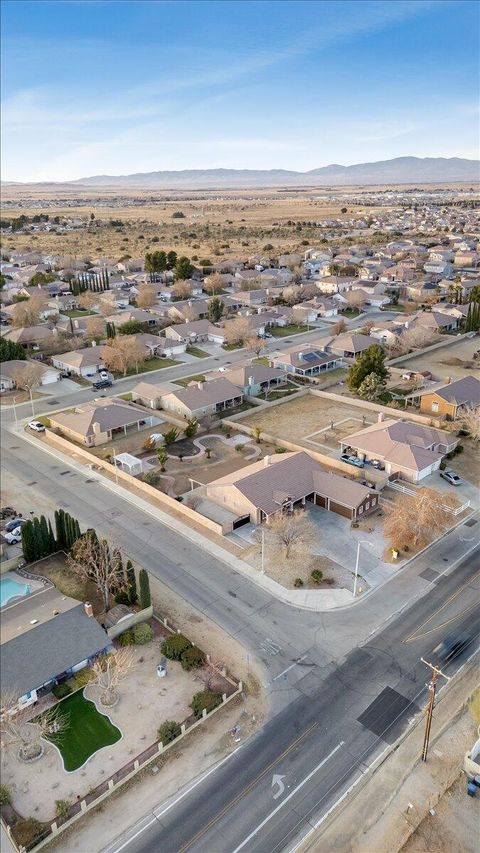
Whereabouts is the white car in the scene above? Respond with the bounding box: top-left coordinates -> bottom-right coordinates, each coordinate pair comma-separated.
99,370 -> 110,381
4,527 -> 22,544
28,421 -> 45,432
440,469 -> 463,486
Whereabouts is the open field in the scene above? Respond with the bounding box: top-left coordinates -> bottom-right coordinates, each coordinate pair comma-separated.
0,185 -> 398,261
240,393 -> 377,446
395,337 -> 480,382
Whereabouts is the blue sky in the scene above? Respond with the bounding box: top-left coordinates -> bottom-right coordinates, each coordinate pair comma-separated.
1,0 -> 478,181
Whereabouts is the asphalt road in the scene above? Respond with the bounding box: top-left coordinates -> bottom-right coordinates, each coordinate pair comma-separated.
1,313 -> 478,852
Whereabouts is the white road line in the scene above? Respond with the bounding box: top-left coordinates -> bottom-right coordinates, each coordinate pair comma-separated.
231,741 -> 344,853
273,655 -> 308,681
104,745 -> 244,853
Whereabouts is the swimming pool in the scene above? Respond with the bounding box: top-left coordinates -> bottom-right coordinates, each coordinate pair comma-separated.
0,577 -> 31,607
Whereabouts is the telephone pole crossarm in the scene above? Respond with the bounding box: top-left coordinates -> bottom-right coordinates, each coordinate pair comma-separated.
420,658 -> 451,762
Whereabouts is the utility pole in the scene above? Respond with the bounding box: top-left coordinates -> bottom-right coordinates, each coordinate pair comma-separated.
420,658 -> 450,762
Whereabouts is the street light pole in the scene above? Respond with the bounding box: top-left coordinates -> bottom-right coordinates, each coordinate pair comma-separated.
112,449 -> 119,484
12,396 -> 18,429
261,527 -> 265,574
29,387 -> 35,418
354,541 -> 361,597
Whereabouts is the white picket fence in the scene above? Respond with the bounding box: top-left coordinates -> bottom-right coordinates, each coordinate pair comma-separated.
388,480 -> 470,515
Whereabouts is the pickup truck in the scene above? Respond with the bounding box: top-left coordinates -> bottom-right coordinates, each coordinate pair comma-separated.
340,453 -> 364,468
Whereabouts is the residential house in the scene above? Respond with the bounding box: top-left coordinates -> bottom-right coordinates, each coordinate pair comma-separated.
1,587 -> 111,709
51,345 -> 108,377
411,376 -> 480,419
204,451 -> 378,528
412,310 -> 460,332
1,325 -> 57,348
209,363 -> 287,396
0,359 -> 60,392
105,308 -> 158,329
341,415 -> 458,482
271,345 -> 342,376
302,296 -> 338,318
324,333 -> 377,359
49,398 -> 155,447
131,333 -> 186,359
155,378 -> 244,419
315,275 -> 357,294
164,319 -> 225,344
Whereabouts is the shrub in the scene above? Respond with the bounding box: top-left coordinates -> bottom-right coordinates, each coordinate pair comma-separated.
12,818 -> 44,848
72,668 -> 93,688
310,569 -> 323,584
180,645 -> 206,671
454,444 -> 464,454
440,460 -> 447,470
190,689 -> 222,719
114,591 -> 130,605
158,719 -> 181,744
274,447 -> 287,453
55,799 -> 70,818
294,578 -> 304,588
161,633 -> 192,660
132,623 -> 154,645
118,629 -> 135,646
0,784 -> 11,805
52,682 -> 72,699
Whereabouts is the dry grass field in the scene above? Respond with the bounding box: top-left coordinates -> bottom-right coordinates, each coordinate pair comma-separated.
396,337 -> 480,381
1,184 -> 395,261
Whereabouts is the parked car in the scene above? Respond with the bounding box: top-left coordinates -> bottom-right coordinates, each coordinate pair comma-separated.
340,453 -> 364,468
5,517 -> 25,532
28,421 -> 45,432
92,379 -> 113,390
3,527 -> 22,544
99,370 -> 110,381
264,332 -> 273,338
60,370 -> 71,378
440,469 -> 463,486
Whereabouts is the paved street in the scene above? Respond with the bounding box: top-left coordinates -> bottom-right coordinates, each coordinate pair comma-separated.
1,315 -> 478,852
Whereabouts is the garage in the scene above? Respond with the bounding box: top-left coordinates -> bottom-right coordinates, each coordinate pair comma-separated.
315,494 -> 327,508
329,501 -> 353,519
233,514 -> 251,530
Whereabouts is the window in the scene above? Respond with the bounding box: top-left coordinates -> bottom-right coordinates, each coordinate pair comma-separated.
431,401 -> 439,413
358,506 -> 363,514
365,501 -> 370,510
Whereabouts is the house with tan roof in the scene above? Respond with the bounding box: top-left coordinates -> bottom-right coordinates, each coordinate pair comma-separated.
203,451 -> 378,528
324,333 -> 378,359
410,376 -> 480,419
0,359 -> 60,392
209,363 -> 287,396
1,325 -> 57,348
51,345 -> 108,377
49,398 -> 155,446
129,333 -> 186,359
341,415 -> 458,482
156,378 -> 244,419
163,319 -> 225,344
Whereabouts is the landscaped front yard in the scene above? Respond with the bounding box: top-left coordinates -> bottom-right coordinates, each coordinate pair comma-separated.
185,345 -> 210,359
121,356 -> 181,376
270,324 -> 308,337
174,373 -> 206,387
46,691 -> 121,772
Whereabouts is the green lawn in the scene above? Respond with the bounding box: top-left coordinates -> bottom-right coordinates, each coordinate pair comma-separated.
222,342 -> 242,351
174,373 -> 206,387
122,357 -> 181,377
46,690 -> 121,772
60,309 -> 95,318
186,345 -> 210,359
252,356 -> 270,366
270,324 -> 309,337
341,309 -> 362,318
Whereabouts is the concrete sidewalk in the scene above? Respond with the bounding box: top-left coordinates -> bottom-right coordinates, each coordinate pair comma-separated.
15,422 -> 480,613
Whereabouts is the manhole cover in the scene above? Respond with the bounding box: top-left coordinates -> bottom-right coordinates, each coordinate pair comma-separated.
465,518 -> 478,527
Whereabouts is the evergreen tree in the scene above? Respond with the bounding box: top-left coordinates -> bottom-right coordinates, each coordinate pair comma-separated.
74,519 -> 81,543
347,344 -> 389,391
39,515 -> 50,556
21,521 -> 35,563
126,560 -> 137,604
48,519 -> 56,552
139,569 -> 151,609
55,509 -> 66,549
32,517 -> 43,562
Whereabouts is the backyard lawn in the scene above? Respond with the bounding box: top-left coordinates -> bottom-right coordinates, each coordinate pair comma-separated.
270,324 -> 308,337
186,345 -> 210,358
47,690 -> 121,772
32,553 -> 105,614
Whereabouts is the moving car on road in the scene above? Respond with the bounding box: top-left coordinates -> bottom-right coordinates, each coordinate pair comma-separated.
92,379 -> 113,390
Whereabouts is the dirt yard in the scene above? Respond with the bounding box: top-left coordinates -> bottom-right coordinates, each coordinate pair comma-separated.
1,632 -> 234,823
240,394 -> 377,446
396,337 -> 480,382
402,773 -> 479,853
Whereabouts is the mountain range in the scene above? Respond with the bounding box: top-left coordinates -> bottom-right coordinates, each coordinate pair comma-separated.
3,157 -> 479,189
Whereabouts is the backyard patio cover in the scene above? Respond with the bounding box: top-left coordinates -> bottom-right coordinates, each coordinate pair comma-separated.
114,452 -> 143,475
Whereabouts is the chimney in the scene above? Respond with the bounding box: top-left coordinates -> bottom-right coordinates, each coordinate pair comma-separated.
264,455 -> 270,467
298,352 -> 304,361
198,381 -> 204,390
378,412 -> 385,423
91,339 -> 96,347
248,376 -> 254,386
445,376 -> 452,384
92,421 -> 101,435
84,602 -> 93,618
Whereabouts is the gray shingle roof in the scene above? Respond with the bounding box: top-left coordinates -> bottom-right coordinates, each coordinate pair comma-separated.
1,605 -> 110,698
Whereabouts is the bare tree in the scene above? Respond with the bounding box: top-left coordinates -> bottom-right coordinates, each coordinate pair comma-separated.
89,649 -> 134,707
85,315 -> 106,342
136,283 -> 157,309
68,530 -> 126,611
98,299 -> 116,317
78,290 -> 97,310
361,319 -> 375,336
171,280 -> 192,301
11,293 -> 47,327
224,316 -> 253,346
11,362 -> 44,413
346,290 -> 365,311
396,325 -> 438,354
245,336 -> 264,358
203,273 -> 224,295
0,689 -> 68,762
461,405 -> 480,442
332,317 -> 347,336
262,508 -> 317,560
102,335 -> 147,376
384,488 -> 457,552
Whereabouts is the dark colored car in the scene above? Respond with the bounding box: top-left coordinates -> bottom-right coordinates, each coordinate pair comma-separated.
92,379 -> 113,390
432,633 -> 474,664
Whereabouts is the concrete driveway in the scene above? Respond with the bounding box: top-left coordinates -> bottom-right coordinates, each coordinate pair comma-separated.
419,470 -> 479,509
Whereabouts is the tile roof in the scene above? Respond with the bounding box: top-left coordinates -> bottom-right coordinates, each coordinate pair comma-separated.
51,399 -> 147,437
345,418 -> 456,472
167,378 -> 243,410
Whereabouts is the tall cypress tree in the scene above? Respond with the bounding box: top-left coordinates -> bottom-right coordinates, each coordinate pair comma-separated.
39,515 -> 50,556
126,560 -> 137,604
21,521 -> 35,563
48,519 -> 56,553
55,509 -> 64,549
32,517 -> 43,562
139,569 -> 151,609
